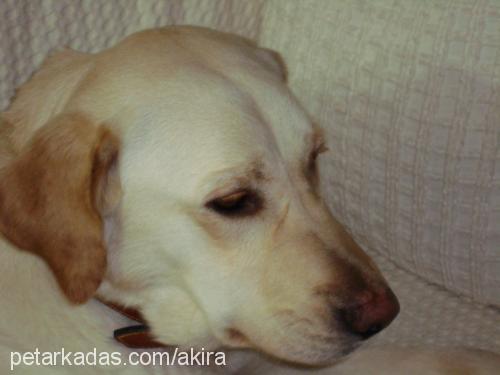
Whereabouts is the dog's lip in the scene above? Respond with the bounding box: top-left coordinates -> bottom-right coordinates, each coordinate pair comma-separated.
254,339 -> 363,369
219,321 -> 363,367
220,327 -> 253,348
337,338 -> 363,357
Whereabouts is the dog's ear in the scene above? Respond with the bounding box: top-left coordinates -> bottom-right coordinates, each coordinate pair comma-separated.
4,49 -> 91,153
0,113 -> 121,304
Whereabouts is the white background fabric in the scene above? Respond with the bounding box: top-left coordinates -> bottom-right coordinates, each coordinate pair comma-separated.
0,0 -> 499,352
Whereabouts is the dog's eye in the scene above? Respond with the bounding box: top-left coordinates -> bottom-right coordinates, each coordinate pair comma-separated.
309,142 -> 328,166
207,189 -> 262,217
306,142 -> 328,176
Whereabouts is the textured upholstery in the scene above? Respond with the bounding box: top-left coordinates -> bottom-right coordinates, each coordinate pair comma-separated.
0,0 -> 499,352
264,0 -> 500,308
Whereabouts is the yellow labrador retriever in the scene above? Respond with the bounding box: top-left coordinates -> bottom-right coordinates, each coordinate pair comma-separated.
0,26 -> 497,375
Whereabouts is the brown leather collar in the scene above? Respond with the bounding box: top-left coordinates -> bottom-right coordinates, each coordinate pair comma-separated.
97,298 -> 167,349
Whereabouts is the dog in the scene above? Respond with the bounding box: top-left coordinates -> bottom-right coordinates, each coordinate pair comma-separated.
0,26 -> 498,375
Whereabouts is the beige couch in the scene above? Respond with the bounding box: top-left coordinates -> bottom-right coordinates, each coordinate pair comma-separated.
1,0 -> 498,353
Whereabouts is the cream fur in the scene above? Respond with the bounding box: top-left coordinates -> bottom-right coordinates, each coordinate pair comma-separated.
0,26 -> 498,375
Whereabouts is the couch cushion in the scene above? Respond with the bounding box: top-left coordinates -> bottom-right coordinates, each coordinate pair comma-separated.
259,0 -> 500,307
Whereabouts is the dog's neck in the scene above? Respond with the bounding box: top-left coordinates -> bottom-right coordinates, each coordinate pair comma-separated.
0,238 -> 133,352
96,297 -> 167,349
0,238 -> 276,374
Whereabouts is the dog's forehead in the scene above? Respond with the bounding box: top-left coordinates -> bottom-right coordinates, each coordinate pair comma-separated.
79,28 -> 314,161
121,74 -> 311,194
75,32 -> 314,195
111,59 -> 312,176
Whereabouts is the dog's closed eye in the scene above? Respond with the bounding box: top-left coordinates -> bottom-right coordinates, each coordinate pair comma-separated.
207,189 -> 262,218
305,141 -> 329,184
309,141 -> 328,168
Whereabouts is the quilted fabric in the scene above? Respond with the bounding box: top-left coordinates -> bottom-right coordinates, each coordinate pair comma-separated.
0,0 -> 499,351
260,0 -> 500,308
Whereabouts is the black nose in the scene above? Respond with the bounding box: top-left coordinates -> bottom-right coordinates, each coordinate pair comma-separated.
338,288 -> 400,340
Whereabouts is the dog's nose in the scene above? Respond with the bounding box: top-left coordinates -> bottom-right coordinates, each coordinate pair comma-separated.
338,288 -> 399,340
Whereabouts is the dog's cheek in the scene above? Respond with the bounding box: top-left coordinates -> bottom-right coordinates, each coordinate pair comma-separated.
143,287 -> 216,348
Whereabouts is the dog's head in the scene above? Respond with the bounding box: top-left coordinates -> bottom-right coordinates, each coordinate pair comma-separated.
0,27 -> 398,365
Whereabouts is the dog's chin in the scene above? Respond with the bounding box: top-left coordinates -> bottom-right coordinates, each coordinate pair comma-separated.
246,332 -> 363,368
273,342 -> 361,368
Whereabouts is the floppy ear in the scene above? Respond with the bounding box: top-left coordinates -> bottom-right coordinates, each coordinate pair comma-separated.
0,113 -> 121,304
